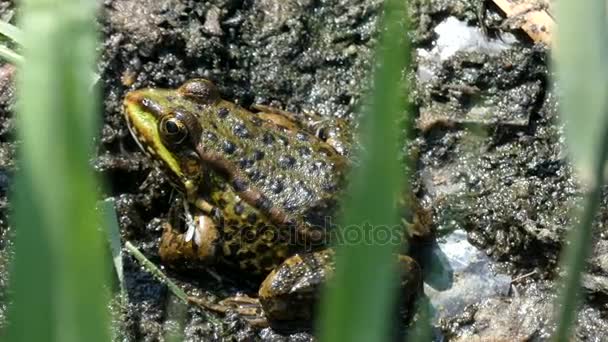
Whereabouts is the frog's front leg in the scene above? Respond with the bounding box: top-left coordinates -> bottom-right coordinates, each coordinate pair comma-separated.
258,249 -> 421,323
158,198 -> 218,263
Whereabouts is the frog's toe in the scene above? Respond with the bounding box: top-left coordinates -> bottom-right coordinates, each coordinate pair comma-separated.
258,249 -> 334,322
158,216 -> 218,264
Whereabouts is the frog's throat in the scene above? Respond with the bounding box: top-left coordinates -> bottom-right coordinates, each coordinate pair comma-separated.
123,97 -> 188,191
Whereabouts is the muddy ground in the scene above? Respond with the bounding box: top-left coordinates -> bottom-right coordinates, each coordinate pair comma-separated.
0,0 -> 607,341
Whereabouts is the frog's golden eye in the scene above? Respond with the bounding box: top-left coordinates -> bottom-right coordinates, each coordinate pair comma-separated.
159,116 -> 188,144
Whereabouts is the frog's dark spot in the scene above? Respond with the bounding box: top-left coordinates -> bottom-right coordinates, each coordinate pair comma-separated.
217,107 -> 230,118
247,213 -> 258,224
250,116 -> 263,126
256,195 -> 273,212
270,180 -> 284,194
283,201 -> 299,213
222,141 -> 236,154
233,202 -> 244,215
277,135 -> 289,146
233,123 -> 251,138
311,160 -> 327,171
196,104 -> 206,112
225,241 -> 239,256
247,169 -> 263,181
298,146 -> 312,157
240,254 -> 256,266
252,149 -> 265,160
278,155 -> 296,168
258,224 -> 276,241
296,132 -> 309,141
255,243 -> 269,254
205,132 -> 218,142
222,227 -> 235,240
239,158 -> 255,169
260,256 -> 276,271
285,218 -> 298,228
262,132 -> 275,145
226,219 -> 239,229
232,178 -> 249,192
242,226 -> 257,243
322,182 -> 338,192
217,198 -> 228,209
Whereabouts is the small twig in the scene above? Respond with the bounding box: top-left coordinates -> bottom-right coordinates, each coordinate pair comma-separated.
102,198 -> 127,304
124,241 -> 188,302
510,270 -> 537,284
124,241 -> 223,326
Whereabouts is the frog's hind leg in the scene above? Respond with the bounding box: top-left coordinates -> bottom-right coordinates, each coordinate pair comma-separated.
188,293 -> 269,328
251,104 -> 354,156
258,249 -> 422,324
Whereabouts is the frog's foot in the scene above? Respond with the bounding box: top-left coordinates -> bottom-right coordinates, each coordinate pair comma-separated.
188,294 -> 269,328
258,249 -> 422,324
258,249 -> 335,322
158,214 -> 218,264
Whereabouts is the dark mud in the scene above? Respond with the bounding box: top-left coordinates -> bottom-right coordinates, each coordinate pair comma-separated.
0,0 -> 606,341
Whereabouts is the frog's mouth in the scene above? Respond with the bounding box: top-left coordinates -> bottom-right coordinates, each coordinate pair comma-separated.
123,91 -> 187,192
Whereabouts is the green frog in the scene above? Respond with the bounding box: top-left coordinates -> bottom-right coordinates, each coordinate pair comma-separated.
123,79 -> 424,326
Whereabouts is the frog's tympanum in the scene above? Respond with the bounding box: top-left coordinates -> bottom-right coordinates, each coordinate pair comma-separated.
123,79 -> 424,326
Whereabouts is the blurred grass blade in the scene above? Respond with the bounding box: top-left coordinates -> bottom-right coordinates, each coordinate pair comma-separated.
0,44 -> 22,66
555,0 -> 608,183
6,1 -> 109,342
553,0 -> 608,340
318,0 -> 412,341
0,20 -> 23,45
103,199 -> 126,300
5,164 -> 53,341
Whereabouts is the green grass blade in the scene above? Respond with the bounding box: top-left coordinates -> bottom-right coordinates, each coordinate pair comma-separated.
4,165 -> 54,341
318,0 -> 412,341
555,0 -> 608,183
0,44 -> 23,65
0,20 -> 23,45
103,199 -> 127,301
6,1 -> 109,341
553,0 -> 608,340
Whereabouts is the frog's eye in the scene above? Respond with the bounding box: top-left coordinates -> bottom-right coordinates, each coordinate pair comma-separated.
159,116 -> 188,144
178,79 -> 220,105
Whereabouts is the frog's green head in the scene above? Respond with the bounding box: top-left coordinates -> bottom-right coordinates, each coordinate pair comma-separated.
123,79 -> 221,197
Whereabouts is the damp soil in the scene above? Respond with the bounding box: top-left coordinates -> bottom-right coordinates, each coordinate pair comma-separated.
0,0 -> 607,341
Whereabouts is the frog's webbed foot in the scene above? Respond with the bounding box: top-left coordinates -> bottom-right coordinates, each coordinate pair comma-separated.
188,294 -> 269,328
